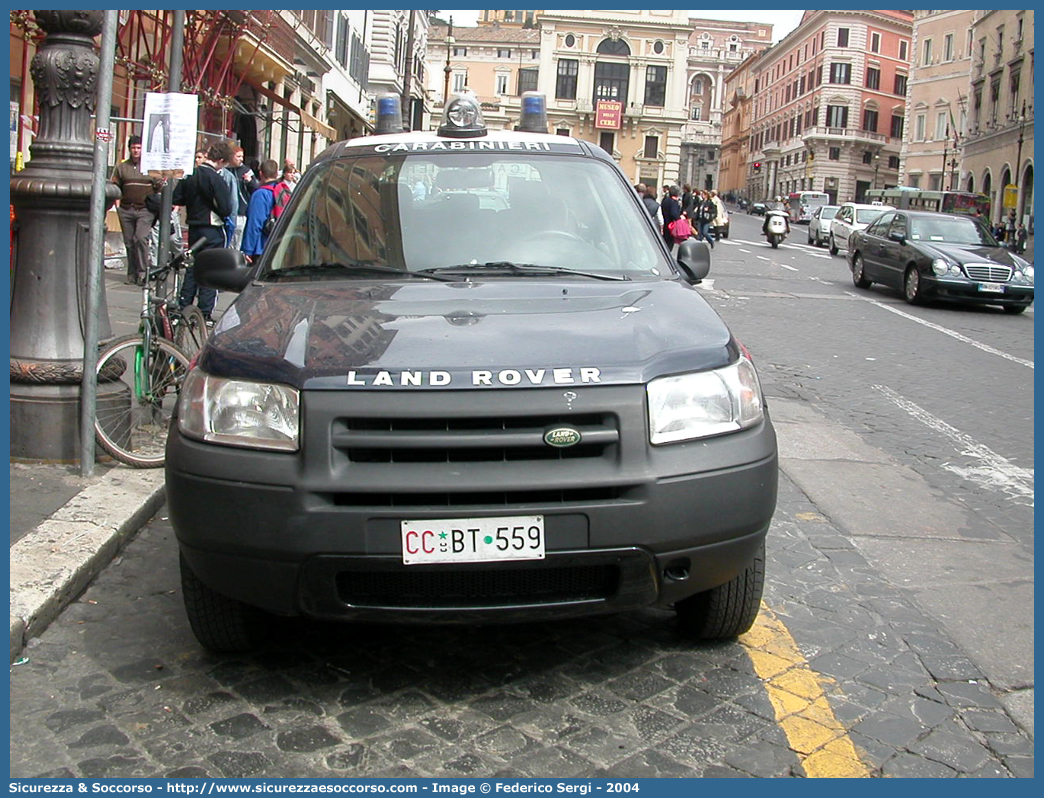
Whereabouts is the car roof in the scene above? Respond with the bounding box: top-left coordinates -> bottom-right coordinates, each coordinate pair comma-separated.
841,202 -> 894,210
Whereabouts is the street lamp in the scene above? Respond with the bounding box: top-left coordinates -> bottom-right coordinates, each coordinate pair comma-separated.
873,152 -> 880,190
442,17 -> 454,109
1014,101 -> 1026,217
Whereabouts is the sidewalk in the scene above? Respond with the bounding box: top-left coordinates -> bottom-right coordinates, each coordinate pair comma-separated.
9,244 -> 233,662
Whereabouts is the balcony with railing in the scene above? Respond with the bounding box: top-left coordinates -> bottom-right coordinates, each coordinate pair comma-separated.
802,126 -> 888,145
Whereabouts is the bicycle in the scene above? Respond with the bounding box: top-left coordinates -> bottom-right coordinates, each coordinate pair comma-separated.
94,237 -> 208,467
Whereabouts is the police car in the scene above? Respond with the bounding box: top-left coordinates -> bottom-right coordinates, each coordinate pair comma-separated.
167,92 -> 778,651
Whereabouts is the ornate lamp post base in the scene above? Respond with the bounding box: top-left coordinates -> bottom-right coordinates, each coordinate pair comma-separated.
9,11 -> 119,461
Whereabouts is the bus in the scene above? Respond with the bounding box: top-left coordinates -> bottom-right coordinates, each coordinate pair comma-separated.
787,191 -> 830,223
863,188 -> 991,218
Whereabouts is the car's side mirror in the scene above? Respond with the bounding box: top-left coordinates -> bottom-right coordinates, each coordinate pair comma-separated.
676,238 -> 710,284
889,231 -> 906,245
194,248 -> 254,293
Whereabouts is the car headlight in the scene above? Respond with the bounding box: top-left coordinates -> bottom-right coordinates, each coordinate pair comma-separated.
178,369 -> 300,451
1014,265 -> 1034,284
932,258 -> 962,277
647,356 -> 765,445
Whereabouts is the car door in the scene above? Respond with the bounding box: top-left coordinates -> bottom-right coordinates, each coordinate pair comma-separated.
876,213 -> 909,288
833,205 -> 852,248
858,212 -> 894,277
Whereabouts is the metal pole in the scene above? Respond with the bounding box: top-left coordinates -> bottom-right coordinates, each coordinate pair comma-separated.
79,9 -> 118,476
156,11 -> 185,286
443,17 -> 454,108
401,9 -> 417,131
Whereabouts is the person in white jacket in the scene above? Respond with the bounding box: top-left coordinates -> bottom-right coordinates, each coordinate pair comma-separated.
710,190 -> 728,235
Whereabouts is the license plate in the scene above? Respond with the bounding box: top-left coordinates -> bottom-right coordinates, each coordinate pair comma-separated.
978,282 -> 1005,293
401,516 -> 545,565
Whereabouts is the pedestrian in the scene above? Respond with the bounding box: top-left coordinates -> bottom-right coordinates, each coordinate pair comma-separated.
1005,210 -> 1018,250
681,184 -> 694,218
660,185 -> 682,249
241,159 -> 290,262
640,185 -> 661,225
710,190 -> 727,239
217,153 -> 240,247
173,140 -> 234,325
283,159 -> 300,192
226,146 -> 259,250
111,135 -> 161,284
693,190 -> 717,248
1015,223 -> 1028,254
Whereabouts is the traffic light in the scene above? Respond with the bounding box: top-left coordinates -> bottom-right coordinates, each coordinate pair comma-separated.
753,162 -> 761,173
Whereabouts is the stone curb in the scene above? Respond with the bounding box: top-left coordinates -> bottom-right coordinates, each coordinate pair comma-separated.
9,468 -> 166,662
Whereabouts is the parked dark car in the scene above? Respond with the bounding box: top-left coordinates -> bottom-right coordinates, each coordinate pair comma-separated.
848,209 -> 1034,314
749,201 -> 767,216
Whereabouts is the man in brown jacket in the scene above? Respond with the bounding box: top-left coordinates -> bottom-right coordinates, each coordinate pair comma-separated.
111,135 -> 160,284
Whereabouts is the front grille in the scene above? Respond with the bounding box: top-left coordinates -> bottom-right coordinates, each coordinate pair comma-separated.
332,413 -> 618,463
964,264 -> 1013,282
336,564 -> 619,607
326,486 -> 623,508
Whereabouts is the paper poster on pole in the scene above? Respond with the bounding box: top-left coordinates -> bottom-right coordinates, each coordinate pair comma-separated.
11,101 -> 19,161
140,91 -> 198,177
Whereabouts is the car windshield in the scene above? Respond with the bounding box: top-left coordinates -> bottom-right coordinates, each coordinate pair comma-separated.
820,207 -> 838,219
909,216 -> 1000,246
260,151 -> 666,281
855,208 -> 886,224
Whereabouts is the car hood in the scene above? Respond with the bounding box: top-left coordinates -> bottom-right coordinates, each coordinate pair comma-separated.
921,242 -> 1030,269
198,279 -> 737,390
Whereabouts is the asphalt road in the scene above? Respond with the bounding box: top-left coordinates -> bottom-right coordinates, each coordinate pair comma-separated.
10,221 -> 1034,778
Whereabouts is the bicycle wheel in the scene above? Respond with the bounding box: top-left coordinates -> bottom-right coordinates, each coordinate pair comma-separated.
174,304 -> 208,359
95,333 -> 191,468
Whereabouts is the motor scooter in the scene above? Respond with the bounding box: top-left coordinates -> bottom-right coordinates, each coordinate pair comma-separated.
764,211 -> 788,248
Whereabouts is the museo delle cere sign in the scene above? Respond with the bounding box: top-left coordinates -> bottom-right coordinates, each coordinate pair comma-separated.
595,101 -> 622,129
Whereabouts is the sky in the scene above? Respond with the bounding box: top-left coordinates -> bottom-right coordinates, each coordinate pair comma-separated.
439,10 -> 805,42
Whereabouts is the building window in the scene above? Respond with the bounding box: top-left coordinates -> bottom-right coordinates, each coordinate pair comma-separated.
899,40 -> 908,61
894,73 -> 907,96
452,46 -> 467,57
496,73 -> 509,96
452,71 -> 467,92
915,113 -> 926,141
564,34 -> 576,47
943,33 -> 954,62
497,48 -> 512,59
599,131 -> 614,153
644,65 -> 667,107
556,128 -> 570,137
692,78 -> 703,95
929,173 -> 943,190
908,174 -> 920,188
643,135 -> 658,159
517,68 -> 539,94
888,155 -> 900,169
531,50 -> 539,59
862,151 -> 874,165
870,32 -> 881,53
936,111 -> 948,140
826,104 -> 848,128
596,38 -> 631,56
556,59 -> 578,100
863,108 -> 879,132
922,38 -> 933,66
866,67 -> 880,90
890,114 -> 904,138
691,105 -> 702,121
830,63 -> 851,84
837,27 -> 849,47
829,146 -> 841,160
593,61 -> 629,103
653,40 -> 664,54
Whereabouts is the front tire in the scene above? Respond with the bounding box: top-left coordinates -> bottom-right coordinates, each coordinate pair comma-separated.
852,253 -> 872,289
904,266 -> 925,305
180,554 -> 264,652
676,542 -> 765,640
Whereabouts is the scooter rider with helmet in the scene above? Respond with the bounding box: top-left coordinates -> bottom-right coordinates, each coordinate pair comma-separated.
762,196 -> 790,236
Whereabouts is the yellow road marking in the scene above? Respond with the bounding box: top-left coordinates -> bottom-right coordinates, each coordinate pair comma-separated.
741,602 -> 870,778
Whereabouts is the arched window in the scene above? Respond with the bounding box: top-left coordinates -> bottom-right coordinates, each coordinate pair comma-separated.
596,38 -> 631,56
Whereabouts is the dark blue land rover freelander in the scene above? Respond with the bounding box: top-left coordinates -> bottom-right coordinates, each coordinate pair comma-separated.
167,93 -> 778,651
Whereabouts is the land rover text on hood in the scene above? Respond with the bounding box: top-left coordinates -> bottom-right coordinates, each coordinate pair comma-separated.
167,92 -> 778,651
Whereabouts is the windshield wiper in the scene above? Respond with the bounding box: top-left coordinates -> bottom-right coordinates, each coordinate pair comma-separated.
267,261 -> 455,282
419,262 -> 630,281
